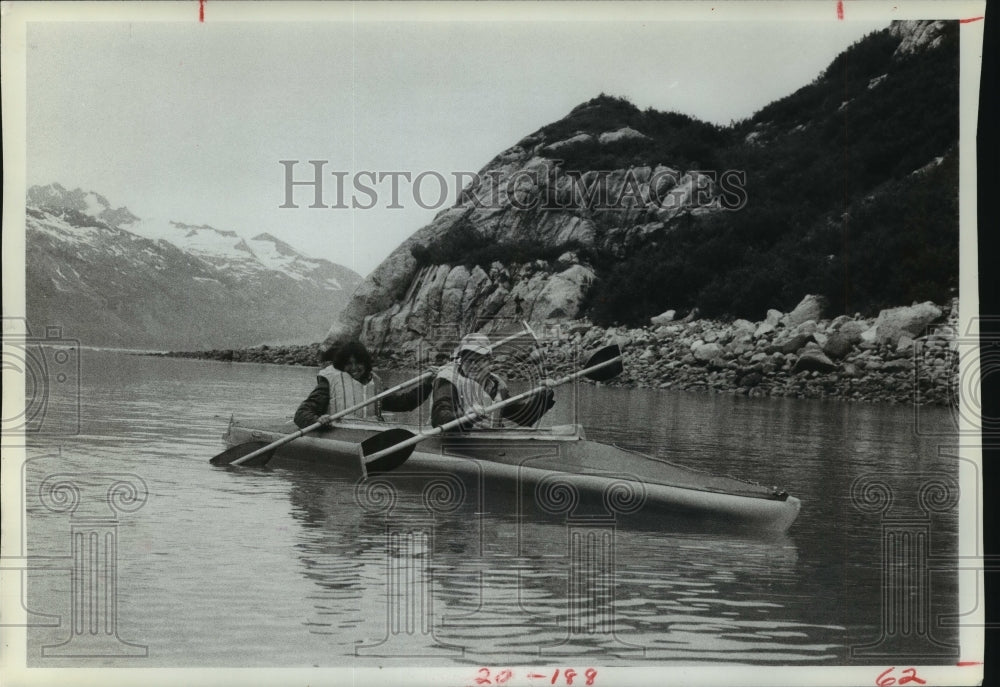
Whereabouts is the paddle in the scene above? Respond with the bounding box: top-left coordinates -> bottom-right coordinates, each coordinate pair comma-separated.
210,326 -> 538,468
359,344 -> 624,470
209,370 -> 437,467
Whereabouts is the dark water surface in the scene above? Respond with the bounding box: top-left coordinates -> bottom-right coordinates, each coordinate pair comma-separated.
23,350 -> 960,667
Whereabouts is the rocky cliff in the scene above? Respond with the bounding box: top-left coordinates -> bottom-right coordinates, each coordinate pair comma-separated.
328,19 -> 958,354
332,126 -> 729,351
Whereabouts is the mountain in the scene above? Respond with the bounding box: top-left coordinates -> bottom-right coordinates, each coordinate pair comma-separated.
325,19 -> 958,352
26,183 -> 362,349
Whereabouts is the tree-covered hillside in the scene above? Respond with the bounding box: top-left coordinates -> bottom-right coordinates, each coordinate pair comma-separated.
409,23 -> 959,327
583,23 -> 958,324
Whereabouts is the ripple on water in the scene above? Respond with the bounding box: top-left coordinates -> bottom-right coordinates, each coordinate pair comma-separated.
21,351 -> 959,666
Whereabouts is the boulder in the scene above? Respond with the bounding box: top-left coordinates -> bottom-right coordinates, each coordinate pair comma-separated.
530,264 -> 595,321
692,342 -> 724,363
653,325 -> 681,339
882,359 -> 912,373
822,332 -> 855,359
771,332 -> 813,354
836,320 -> 868,344
784,295 -> 824,328
727,340 -> 751,357
792,320 -> 818,337
793,345 -> 838,373
739,371 -> 763,388
765,309 -> 783,327
650,309 -> 676,326
830,315 -> 852,330
754,321 -> 776,338
875,302 -> 943,345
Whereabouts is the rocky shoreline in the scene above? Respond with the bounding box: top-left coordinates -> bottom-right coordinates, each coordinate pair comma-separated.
157,295 -> 959,406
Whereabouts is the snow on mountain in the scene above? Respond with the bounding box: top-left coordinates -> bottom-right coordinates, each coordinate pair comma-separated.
29,183 -> 357,292
25,184 -> 362,348
28,182 -> 140,230
126,218 -> 263,277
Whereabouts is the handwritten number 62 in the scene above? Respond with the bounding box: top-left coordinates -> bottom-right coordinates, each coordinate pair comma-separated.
877,667 -> 927,686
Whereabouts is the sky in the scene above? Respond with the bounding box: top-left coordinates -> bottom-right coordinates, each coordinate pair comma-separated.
24,4 -> 892,277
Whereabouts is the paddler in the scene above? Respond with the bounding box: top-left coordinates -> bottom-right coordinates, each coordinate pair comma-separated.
294,339 -> 432,428
431,333 -> 555,430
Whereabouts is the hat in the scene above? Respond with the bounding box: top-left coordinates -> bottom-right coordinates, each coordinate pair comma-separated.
454,333 -> 491,358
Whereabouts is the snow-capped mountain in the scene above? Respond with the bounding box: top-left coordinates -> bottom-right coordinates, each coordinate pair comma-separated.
124,218 -> 348,290
28,183 -> 140,230
26,184 -> 362,349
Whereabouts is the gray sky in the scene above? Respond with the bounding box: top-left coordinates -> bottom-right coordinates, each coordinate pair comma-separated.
26,10 -> 890,276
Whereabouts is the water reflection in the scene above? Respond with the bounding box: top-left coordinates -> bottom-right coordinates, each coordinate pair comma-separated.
276,464 -> 845,664
20,351 -> 960,666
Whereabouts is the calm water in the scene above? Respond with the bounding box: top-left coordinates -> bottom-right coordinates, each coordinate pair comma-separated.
21,350 -> 960,667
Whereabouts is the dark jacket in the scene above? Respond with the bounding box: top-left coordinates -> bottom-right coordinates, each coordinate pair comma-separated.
294,375 -> 433,428
430,375 -> 554,430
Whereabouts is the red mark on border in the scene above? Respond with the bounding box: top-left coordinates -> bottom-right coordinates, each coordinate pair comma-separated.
199,0 -> 205,22
836,0 -> 844,20
876,667 -> 927,686
959,16 -> 984,23
957,661 -> 983,666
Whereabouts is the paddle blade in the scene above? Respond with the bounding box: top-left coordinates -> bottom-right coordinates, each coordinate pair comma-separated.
361,428 -> 417,473
584,344 -> 624,382
209,441 -> 274,467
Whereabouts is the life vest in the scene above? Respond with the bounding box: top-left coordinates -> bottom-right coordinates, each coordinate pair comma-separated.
318,366 -> 381,418
435,362 -> 507,428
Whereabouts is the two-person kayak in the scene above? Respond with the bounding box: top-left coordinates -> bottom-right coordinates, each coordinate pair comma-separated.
220,417 -> 801,534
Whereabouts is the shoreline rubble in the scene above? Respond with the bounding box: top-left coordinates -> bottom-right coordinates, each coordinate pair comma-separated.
156,296 -> 960,406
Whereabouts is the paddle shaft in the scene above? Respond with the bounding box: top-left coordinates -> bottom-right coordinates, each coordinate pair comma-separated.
230,369 -> 436,466
228,326 -> 535,466
361,352 -> 622,464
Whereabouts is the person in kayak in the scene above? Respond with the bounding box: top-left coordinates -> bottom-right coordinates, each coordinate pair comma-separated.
431,333 -> 554,431
294,339 -> 432,428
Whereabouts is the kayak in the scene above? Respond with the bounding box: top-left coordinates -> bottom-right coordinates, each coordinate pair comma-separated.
221,417 -> 802,534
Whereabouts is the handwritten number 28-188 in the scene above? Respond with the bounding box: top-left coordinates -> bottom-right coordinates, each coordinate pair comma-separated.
475,667 -> 598,685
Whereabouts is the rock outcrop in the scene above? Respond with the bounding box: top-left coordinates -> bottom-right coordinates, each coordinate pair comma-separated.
326,117 -> 727,351
891,20 -> 949,58
359,259 -> 597,351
